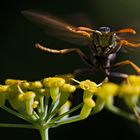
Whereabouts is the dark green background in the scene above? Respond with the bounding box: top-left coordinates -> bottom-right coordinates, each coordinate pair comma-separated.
0,0 -> 140,140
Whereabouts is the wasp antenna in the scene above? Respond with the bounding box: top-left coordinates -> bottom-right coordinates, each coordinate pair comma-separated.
76,26 -> 102,35
116,28 -> 136,34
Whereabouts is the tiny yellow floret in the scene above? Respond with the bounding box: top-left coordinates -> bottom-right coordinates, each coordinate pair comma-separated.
80,80 -> 97,93
29,81 -> 43,89
60,84 -> 76,93
43,77 -> 65,87
119,84 -> 140,95
127,75 -> 140,85
96,82 -> 119,98
24,92 -> 36,100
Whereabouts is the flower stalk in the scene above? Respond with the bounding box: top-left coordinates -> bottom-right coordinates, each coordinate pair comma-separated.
0,75 -> 140,140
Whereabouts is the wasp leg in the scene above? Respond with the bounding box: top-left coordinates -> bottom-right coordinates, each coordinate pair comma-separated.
107,72 -> 128,79
104,67 -> 128,78
35,43 -> 92,67
118,40 -> 140,47
110,60 -> 140,75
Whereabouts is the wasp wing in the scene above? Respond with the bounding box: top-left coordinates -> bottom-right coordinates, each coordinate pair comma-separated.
22,10 -> 91,46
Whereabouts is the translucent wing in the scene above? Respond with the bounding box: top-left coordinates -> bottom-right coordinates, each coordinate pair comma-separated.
22,10 -> 91,45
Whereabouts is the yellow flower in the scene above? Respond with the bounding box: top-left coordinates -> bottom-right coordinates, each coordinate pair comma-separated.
5,79 -> 29,89
43,77 -> 65,88
79,80 -> 97,119
43,77 -> 65,102
29,81 -> 43,90
119,84 -> 140,96
119,83 -> 140,107
95,82 -> 119,107
80,80 -> 97,93
0,85 -> 9,106
127,75 -> 140,85
59,84 -> 76,106
60,84 -> 76,93
96,82 -> 119,98
19,91 -> 36,115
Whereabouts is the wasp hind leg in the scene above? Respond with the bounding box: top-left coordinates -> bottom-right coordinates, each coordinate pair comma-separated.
104,67 -> 128,79
105,60 -> 140,79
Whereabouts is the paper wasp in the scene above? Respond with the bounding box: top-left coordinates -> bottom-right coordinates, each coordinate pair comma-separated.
22,10 -> 140,79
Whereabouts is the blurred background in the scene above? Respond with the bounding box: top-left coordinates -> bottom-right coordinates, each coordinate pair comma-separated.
0,0 -> 140,140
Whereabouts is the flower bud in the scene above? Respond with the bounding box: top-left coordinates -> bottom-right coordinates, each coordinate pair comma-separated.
80,80 -> 97,93
127,75 -> 140,85
43,77 -> 65,87
43,77 -> 65,102
29,81 -> 43,90
60,84 -> 76,93
96,82 -> 119,98
59,84 -> 76,106
119,84 -> 140,96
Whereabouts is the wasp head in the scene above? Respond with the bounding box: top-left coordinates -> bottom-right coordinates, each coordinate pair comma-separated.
92,27 -> 119,56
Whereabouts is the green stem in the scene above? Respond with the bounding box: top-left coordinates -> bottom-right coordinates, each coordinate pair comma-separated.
0,123 -> 36,129
50,103 -> 83,123
39,128 -> 49,140
30,111 -> 40,120
53,115 -> 80,126
40,96 -> 45,113
107,105 -> 136,121
45,100 -> 59,122
41,95 -> 49,120
1,106 -> 33,123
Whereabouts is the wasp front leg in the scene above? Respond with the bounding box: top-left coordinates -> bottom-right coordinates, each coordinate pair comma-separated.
35,43 -> 92,67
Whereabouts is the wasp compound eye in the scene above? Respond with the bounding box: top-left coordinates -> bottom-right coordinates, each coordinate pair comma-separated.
98,27 -> 111,33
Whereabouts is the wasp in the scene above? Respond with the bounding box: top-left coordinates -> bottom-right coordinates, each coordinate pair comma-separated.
22,10 -> 140,79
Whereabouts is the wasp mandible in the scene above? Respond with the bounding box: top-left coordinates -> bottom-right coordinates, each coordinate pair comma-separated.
22,10 -> 140,78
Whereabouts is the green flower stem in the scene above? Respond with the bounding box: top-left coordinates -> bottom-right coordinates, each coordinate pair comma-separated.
45,103 -> 65,122
32,111 -> 40,119
52,115 -> 81,127
107,105 -> 136,121
1,106 -> 33,123
40,95 -> 49,120
39,96 -> 45,114
0,123 -> 36,129
50,103 -> 83,124
45,100 -> 59,122
39,128 -> 49,140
